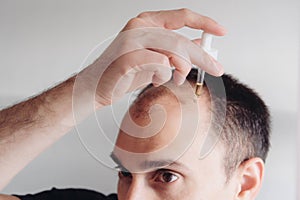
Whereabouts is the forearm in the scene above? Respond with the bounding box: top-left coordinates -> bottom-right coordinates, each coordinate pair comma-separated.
0,194 -> 19,200
0,76 -> 77,190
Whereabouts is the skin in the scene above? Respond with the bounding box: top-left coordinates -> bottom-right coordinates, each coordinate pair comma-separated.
112,85 -> 265,200
0,8 -> 265,200
0,9 -> 226,191
0,8 -> 236,200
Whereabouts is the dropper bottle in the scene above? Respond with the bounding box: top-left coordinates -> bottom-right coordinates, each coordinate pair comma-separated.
195,33 -> 218,96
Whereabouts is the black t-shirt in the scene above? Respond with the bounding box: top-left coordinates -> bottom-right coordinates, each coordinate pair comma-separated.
14,188 -> 118,200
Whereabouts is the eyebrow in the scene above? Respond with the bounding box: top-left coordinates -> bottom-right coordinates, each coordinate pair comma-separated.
110,152 -> 129,172
110,152 -> 190,173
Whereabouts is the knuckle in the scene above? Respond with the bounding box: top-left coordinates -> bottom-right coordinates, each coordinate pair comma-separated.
137,11 -> 150,18
179,8 -> 192,15
138,51 -> 169,67
178,8 -> 194,21
175,60 -> 189,72
173,36 -> 186,51
126,17 -> 144,28
159,55 -> 170,66
181,66 -> 190,75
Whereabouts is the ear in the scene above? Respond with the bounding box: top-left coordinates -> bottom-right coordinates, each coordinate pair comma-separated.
236,157 -> 265,200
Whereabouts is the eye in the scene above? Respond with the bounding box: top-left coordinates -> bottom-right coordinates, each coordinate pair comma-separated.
155,170 -> 179,183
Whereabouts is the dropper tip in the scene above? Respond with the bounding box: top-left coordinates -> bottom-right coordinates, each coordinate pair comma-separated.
195,82 -> 203,97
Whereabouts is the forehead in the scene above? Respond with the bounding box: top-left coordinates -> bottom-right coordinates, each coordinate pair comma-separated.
113,83 -> 216,172
116,83 -> 211,149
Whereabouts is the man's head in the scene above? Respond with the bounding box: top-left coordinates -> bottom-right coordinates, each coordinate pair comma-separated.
112,68 -> 270,200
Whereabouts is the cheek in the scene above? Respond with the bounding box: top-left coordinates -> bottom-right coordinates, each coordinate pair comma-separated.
192,171 -> 236,200
151,178 -> 203,200
185,161 -> 231,199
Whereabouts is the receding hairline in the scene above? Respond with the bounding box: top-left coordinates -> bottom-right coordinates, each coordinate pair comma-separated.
130,70 -> 271,181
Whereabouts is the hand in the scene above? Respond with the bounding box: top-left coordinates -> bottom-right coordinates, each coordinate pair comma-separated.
75,8 -> 226,107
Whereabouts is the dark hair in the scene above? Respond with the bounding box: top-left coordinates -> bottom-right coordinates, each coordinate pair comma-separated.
135,68 -> 271,179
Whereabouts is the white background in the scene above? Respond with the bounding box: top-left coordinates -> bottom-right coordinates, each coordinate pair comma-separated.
0,0 -> 299,199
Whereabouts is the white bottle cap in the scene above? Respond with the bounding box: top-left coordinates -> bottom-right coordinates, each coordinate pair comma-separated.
201,33 -> 218,60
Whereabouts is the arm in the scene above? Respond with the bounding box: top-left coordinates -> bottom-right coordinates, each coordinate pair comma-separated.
0,195 -> 19,200
0,77 -> 76,189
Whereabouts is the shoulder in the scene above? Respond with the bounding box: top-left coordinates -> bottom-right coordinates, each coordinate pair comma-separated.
0,194 -> 20,200
12,188 -> 117,200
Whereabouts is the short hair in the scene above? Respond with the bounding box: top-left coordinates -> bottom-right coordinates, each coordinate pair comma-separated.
132,68 -> 271,179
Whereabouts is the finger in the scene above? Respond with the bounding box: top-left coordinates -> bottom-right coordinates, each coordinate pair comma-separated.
140,29 -> 224,76
151,45 -> 223,77
190,46 -> 224,76
151,65 -> 172,87
135,8 -> 227,36
127,63 -> 172,89
192,38 -> 201,46
114,28 -> 223,77
150,37 -> 207,85
144,47 -> 192,85
117,49 -> 172,90
143,34 -> 223,76
168,54 -> 192,85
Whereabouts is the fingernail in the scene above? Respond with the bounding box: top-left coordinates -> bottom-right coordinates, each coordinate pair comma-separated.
153,82 -> 161,87
176,78 -> 185,86
217,24 -> 227,35
213,62 -> 224,76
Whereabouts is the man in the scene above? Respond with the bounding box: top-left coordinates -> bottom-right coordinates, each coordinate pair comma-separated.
0,8 -> 270,200
12,69 -> 270,200
111,69 -> 270,200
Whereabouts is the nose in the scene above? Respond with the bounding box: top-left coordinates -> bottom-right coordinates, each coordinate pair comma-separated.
125,177 -> 152,200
